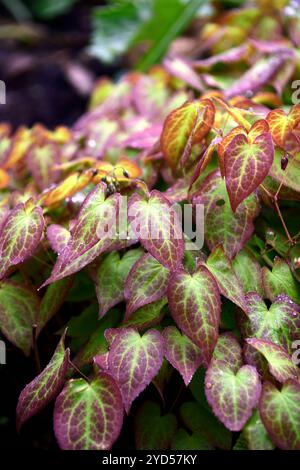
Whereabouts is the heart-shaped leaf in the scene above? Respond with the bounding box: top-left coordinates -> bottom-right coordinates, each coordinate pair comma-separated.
96,249 -> 143,318
0,281 -> 40,355
259,380 -> 300,450
262,258 -> 300,303
122,297 -> 167,330
27,141 -> 60,190
232,248 -> 264,295
163,326 -> 202,385
167,265 -> 221,366
54,373 -> 123,450
205,335 -> 261,431
107,328 -> 164,413
246,338 -> 300,383
171,428 -> 213,450
128,190 -> 184,271
240,293 -> 300,354
135,401 -> 177,450
223,121 -> 274,211
125,253 -> 170,318
16,334 -> 69,430
192,170 -> 260,259
205,245 -> 248,313
161,99 -> 215,170
0,201 -> 44,279
267,105 -> 300,149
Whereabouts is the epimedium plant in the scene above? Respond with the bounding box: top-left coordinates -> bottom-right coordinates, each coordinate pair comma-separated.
1,1 -> 300,451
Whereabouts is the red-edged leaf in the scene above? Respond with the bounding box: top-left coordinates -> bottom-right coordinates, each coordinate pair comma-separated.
205,335 -> 261,431
124,253 -> 169,318
163,326 -> 202,385
259,380 -> 300,450
0,281 -> 40,355
267,105 -> 300,149
107,328 -> 164,413
0,201 -> 44,279
246,338 -> 300,383
128,190 -> 184,271
161,99 -> 215,170
167,265 -> 221,366
192,170 -> 260,259
223,121 -> 274,211
205,245 -> 248,313
54,373 -> 123,450
16,334 -> 69,430
27,141 -> 60,190
122,297 -> 167,331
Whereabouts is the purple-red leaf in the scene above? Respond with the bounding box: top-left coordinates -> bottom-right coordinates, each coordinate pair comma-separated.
163,326 -> 202,385
107,328 -> 164,413
0,200 -> 44,279
16,334 -> 69,431
259,380 -> 300,450
128,190 -> 184,271
54,373 -> 123,450
205,335 -> 261,431
167,265 -> 221,366
125,253 -> 170,318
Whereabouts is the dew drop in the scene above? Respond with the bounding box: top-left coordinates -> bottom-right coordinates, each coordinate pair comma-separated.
206,382 -> 212,389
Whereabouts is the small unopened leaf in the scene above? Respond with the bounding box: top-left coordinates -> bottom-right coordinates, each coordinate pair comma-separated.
54,373 -> 123,450
16,334 -> 69,430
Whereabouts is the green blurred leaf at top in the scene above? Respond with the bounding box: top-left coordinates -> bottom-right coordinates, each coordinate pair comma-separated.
89,0 -> 207,70
27,0 -> 78,19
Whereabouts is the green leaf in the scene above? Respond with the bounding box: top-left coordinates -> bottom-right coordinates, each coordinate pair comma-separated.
241,409 -> 275,450
246,338 -> 300,383
232,248 -> 264,295
180,401 -> 232,449
135,0 -> 206,71
259,380 -> 300,450
28,0 -> 78,19
96,249 -> 143,318
0,281 -> 40,355
171,428 -> 213,450
122,297 -> 167,330
135,401 -> 177,450
262,257 -> 300,303
39,277 -> 74,329
205,245 -> 248,313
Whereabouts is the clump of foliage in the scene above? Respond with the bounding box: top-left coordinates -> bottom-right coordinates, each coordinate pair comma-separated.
1,0 -> 300,451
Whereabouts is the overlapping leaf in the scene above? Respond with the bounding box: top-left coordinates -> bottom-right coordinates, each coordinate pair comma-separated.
0,200 -> 44,279
96,249 -> 143,318
16,334 -> 69,430
246,338 -> 300,383
0,281 -> 40,355
167,265 -> 221,366
259,380 -> 300,450
267,105 -> 300,149
125,253 -> 169,318
205,334 -> 261,431
161,99 -> 215,170
192,170 -> 260,259
163,326 -> 202,385
128,190 -> 184,271
262,257 -> 300,303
